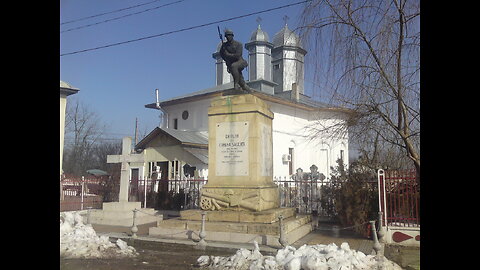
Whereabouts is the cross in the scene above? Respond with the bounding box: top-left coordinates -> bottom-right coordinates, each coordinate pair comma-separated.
256,16 -> 262,26
107,137 -> 144,202
283,15 -> 289,26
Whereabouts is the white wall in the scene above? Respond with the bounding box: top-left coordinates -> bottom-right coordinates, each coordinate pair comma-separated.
162,97 -> 348,179
268,102 -> 348,179
164,98 -> 211,131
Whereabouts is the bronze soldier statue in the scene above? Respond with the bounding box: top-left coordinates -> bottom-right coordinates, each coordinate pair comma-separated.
219,29 -> 252,92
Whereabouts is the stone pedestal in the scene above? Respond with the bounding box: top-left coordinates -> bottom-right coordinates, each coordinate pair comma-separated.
200,94 -> 279,212
149,94 -> 313,246
148,208 -> 313,248
89,202 -> 161,227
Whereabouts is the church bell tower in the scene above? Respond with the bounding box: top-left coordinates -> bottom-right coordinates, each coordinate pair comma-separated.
271,23 -> 307,94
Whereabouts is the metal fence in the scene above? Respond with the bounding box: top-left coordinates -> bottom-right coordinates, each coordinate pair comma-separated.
128,178 -> 208,210
274,176 -> 331,216
378,169 -> 420,227
60,175 -> 106,211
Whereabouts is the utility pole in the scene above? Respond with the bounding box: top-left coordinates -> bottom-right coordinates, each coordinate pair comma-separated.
134,117 -> 138,146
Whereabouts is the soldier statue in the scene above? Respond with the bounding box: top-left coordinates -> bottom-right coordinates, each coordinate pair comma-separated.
219,29 -> 252,92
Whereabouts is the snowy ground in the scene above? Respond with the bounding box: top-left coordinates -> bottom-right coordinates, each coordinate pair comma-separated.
196,241 -> 403,270
60,211 -> 402,269
60,211 -> 138,259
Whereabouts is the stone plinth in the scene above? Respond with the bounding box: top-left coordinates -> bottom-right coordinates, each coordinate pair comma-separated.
148,208 -> 314,247
179,208 -> 295,223
200,94 -> 279,212
89,202 -> 161,227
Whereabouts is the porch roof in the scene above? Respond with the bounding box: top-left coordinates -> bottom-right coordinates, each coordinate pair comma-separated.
135,127 -> 208,150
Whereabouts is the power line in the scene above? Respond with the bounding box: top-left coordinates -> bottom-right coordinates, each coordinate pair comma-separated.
60,0 -> 165,25
60,0 -> 311,57
60,0 -> 185,34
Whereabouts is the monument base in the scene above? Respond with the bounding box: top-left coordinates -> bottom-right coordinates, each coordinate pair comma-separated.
148,208 -> 314,247
200,185 -> 279,212
89,201 -> 162,227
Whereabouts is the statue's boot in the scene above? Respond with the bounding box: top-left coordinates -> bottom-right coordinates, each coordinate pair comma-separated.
239,78 -> 253,92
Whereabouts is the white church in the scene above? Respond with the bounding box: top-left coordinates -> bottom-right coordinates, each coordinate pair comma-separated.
131,23 -> 350,182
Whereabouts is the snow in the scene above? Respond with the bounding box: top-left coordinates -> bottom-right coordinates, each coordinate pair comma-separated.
196,241 -> 402,270
60,211 -> 138,259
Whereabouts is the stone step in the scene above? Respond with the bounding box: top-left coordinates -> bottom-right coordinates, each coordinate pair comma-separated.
179,207 -> 296,224
156,214 -> 310,235
149,218 -> 314,248
89,206 -> 161,227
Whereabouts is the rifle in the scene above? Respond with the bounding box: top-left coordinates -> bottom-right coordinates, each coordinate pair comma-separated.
217,26 -> 223,42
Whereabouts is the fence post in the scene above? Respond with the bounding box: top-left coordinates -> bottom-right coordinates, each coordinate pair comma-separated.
377,169 -> 387,229
81,176 -> 85,210
370,220 -> 381,255
131,209 -> 138,238
196,211 -> 207,250
278,215 -> 288,247
144,178 -> 147,208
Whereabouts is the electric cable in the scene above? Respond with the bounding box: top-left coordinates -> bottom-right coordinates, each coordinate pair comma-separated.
60,0 -> 312,57
61,0 -> 185,34
61,0 -> 166,25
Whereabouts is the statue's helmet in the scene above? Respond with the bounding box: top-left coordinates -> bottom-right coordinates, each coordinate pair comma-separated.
224,29 -> 234,36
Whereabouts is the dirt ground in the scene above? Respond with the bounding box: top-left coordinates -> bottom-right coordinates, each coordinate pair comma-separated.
60,239 -> 260,270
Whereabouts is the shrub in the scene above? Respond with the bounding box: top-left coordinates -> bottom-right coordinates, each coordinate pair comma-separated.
322,159 -> 379,235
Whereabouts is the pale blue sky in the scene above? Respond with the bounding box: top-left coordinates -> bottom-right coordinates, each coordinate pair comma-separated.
60,0 -> 314,140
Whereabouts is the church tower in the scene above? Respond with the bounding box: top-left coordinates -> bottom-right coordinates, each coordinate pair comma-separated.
244,24 -> 274,82
212,41 -> 232,86
271,23 -> 307,94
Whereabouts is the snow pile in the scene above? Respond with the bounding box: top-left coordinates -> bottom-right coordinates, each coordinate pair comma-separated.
60,211 -> 138,258
197,241 -> 402,270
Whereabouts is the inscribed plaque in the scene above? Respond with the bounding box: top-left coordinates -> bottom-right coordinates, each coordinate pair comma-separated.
215,121 -> 249,176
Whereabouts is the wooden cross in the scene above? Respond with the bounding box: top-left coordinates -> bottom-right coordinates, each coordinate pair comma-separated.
107,137 -> 144,202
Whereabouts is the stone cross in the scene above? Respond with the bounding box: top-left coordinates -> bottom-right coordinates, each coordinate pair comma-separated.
107,137 -> 144,202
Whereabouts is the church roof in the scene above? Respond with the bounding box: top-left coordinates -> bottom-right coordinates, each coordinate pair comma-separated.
273,24 -> 302,48
250,25 -> 270,42
145,81 -> 347,113
60,80 -> 79,96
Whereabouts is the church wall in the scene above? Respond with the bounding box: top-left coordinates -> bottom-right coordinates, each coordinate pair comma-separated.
268,102 -> 348,179
160,97 -> 348,180
163,99 -> 211,131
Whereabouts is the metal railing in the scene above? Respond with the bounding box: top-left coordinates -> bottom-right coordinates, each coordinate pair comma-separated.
378,169 -> 420,227
60,175 -> 106,211
128,177 -> 208,210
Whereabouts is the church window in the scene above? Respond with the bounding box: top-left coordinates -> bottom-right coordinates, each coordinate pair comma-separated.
173,118 -> 178,129
273,64 -> 280,70
288,147 -> 294,175
340,150 -> 344,162
182,110 -> 189,120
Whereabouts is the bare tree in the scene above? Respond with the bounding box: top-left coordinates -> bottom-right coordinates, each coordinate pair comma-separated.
63,98 -> 107,175
298,0 -> 420,174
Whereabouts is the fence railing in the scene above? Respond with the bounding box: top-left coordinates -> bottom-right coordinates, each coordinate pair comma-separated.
60,175 -> 106,212
378,169 -> 420,227
128,178 -> 208,210
274,177 -> 331,216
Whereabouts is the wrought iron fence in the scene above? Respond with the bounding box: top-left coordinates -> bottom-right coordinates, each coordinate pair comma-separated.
378,169 -> 420,227
128,177 -> 208,210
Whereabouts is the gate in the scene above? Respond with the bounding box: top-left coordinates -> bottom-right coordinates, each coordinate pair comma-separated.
378,169 -> 420,227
